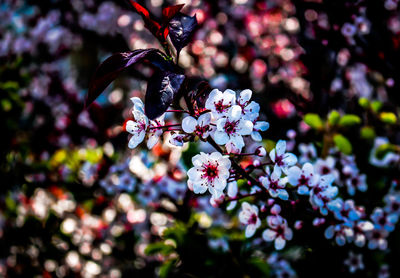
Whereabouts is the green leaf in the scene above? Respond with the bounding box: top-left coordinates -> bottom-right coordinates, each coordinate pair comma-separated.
328,110 -> 340,126
371,101 -> 382,113
249,257 -> 270,276
304,113 -> 323,130
375,143 -> 396,159
1,99 -> 12,112
333,134 -> 352,155
360,126 -> 376,140
358,97 -> 369,109
263,139 -> 276,152
159,259 -> 177,278
379,112 -> 397,124
145,242 -> 175,256
338,114 -> 361,127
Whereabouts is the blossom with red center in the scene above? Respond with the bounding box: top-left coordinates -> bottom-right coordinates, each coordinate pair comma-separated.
126,110 -> 148,149
213,105 -> 253,153
260,165 -> 289,200
262,215 -> 293,250
205,88 -> 236,119
126,97 -> 149,149
345,173 -> 367,196
187,152 -> 231,198
269,140 -> 297,174
182,112 -> 213,139
238,202 -> 261,238
309,174 -> 338,215
314,156 -> 339,179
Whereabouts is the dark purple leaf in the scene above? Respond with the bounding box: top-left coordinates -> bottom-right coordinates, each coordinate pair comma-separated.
145,71 -> 185,119
186,78 -> 211,111
86,49 -> 172,107
168,13 -> 198,55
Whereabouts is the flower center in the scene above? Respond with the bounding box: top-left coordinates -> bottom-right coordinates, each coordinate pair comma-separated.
298,175 -> 309,185
202,163 -> 219,183
276,226 -> 284,236
269,179 -> 280,190
321,166 -> 330,175
275,155 -> 284,166
195,125 -> 209,137
214,100 -> 229,113
224,120 -> 238,134
249,214 -> 258,224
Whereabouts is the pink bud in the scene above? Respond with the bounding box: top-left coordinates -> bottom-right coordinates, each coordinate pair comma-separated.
255,146 -> 267,157
294,220 -> 303,230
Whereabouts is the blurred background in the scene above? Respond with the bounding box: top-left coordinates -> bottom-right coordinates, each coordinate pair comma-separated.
1,0 -> 400,277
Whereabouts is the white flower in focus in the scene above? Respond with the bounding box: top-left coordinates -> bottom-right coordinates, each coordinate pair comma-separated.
187,152 -> 231,198
130,97 -> 145,113
239,202 -> 261,237
269,140 -> 297,174
205,88 -> 236,119
126,110 -> 148,149
213,105 -> 253,153
182,112 -> 213,139
237,89 -> 260,122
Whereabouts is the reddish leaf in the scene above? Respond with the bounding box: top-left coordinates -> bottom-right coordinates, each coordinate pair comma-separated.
130,1 -> 161,37
162,4 -> 184,24
86,49 -> 170,108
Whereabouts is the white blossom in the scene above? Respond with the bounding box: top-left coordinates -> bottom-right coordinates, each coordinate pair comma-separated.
239,202 -> 261,237
187,152 -> 231,198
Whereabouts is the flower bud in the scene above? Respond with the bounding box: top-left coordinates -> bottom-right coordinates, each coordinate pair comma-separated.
255,146 -> 266,157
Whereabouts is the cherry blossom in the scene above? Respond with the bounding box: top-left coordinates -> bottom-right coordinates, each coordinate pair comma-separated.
309,174 -> 338,215
287,162 -> 319,195
262,215 -> 293,250
213,105 -> 253,153
260,165 -> 289,200
269,140 -> 297,174
345,173 -> 367,196
344,252 -> 364,273
147,114 -> 165,149
205,88 -> 236,119
187,152 -> 231,198
182,112 -> 213,139
251,121 -> 269,142
126,110 -> 149,149
238,202 -> 261,237
298,143 -> 317,163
